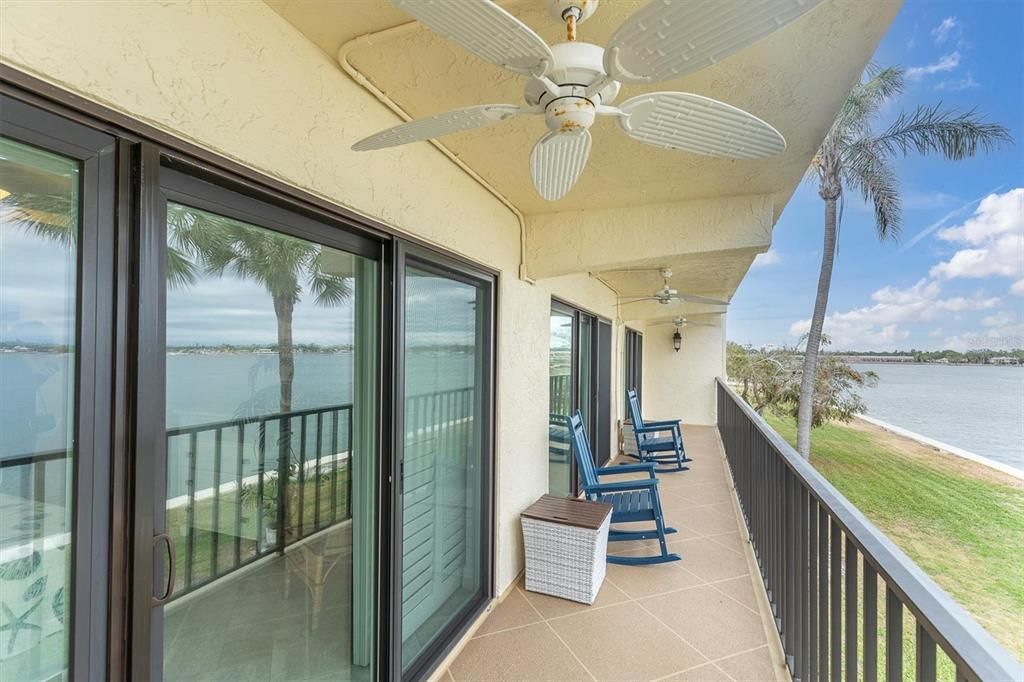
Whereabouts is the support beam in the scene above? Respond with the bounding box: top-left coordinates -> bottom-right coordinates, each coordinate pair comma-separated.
525,194 -> 774,280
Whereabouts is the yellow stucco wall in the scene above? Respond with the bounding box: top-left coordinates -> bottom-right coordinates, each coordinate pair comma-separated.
0,0 -> 672,595
641,323 -> 726,426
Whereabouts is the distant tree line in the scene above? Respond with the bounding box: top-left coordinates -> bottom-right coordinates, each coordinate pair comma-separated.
832,349 -> 1024,364
727,339 -> 878,428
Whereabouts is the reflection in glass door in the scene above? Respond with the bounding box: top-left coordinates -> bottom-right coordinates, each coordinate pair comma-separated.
153,182 -> 380,680
0,136 -> 80,681
399,259 -> 492,677
547,308 -> 574,495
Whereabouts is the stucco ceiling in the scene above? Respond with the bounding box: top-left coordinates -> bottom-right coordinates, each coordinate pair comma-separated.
267,0 -> 899,218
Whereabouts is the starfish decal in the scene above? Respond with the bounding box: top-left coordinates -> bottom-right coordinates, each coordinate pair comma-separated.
1,600 -> 42,655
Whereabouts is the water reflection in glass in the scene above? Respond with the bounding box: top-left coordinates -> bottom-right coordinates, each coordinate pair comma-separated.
161,204 -> 378,680
0,137 -> 79,681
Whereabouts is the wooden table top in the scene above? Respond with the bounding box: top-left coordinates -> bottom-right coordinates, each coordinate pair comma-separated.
521,494 -> 612,530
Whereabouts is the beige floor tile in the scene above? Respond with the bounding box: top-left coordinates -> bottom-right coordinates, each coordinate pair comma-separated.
710,575 -> 760,613
639,586 -> 768,660
660,663 -> 734,681
677,537 -> 751,582
449,622 -> 591,681
715,646 -> 780,681
605,557 -> 704,598
677,506 -> 741,538
548,602 -> 706,680
523,578 -> 630,619
474,587 -> 543,636
707,531 -> 746,556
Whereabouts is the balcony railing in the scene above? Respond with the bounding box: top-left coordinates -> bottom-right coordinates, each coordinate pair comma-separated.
165,402 -> 355,596
716,379 -> 1022,682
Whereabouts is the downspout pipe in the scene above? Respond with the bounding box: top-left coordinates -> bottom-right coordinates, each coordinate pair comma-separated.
338,24 -> 535,284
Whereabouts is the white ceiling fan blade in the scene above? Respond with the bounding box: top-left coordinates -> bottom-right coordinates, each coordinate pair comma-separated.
394,0 -> 553,76
675,293 -> 729,306
530,131 -> 592,201
618,92 -> 785,158
605,0 -> 823,84
352,104 -> 524,151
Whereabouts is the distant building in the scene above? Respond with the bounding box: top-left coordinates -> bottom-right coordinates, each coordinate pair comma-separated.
989,356 -> 1021,365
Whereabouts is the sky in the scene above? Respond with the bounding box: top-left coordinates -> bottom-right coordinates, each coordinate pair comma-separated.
728,0 -> 1024,352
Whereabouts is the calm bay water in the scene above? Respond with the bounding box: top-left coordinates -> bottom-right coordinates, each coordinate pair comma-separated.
4,353 -> 1021,472
854,363 -> 1024,471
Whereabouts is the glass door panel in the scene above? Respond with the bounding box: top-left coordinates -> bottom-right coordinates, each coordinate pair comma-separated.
547,309 -> 574,495
157,200 -> 379,681
0,136 -> 79,681
400,264 -> 489,674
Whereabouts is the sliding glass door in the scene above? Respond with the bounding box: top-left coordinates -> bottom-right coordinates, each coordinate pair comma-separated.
397,250 -> 493,679
548,307 -> 574,495
141,168 -> 382,681
548,302 -> 612,494
2,92 -> 498,682
0,96 -> 115,680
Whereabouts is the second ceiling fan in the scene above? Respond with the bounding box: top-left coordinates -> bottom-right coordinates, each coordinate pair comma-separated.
352,0 -> 823,200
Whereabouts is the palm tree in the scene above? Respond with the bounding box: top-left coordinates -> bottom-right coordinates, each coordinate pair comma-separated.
193,211 -> 351,413
796,65 -> 1011,457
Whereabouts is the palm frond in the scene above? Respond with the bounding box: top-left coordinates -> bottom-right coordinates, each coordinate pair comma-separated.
842,139 -> 903,240
1,192 -> 77,245
871,104 -> 1012,161
307,251 -> 353,306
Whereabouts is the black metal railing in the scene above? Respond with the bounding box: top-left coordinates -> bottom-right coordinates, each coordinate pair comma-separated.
165,402 -> 355,596
716,379 -> 1022,682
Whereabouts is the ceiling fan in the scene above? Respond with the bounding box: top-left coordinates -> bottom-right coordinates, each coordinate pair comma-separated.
351,0 -> 823,201
617,268 -> 728,307
649,315 -> 720,329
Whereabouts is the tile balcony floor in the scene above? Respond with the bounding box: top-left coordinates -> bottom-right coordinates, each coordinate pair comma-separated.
445,426 -> 789,682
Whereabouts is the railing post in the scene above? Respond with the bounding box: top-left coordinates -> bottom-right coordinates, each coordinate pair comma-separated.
845,536 -> 858,682
886,588 -> 903,681
916,623 -> 937,682
863,560 -> 878,682
210,427 -> 222,579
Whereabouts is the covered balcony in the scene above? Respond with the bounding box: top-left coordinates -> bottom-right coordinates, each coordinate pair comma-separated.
1,1 -> 1020,681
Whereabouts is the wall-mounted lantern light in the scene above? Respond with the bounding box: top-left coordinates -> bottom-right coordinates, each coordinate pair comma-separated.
672,329 -> 682,352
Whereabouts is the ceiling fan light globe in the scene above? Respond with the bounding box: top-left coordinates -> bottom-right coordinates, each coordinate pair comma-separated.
544,97 -> 596,134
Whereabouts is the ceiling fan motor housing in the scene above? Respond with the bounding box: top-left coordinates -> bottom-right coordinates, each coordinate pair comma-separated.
525,42 -> 620,110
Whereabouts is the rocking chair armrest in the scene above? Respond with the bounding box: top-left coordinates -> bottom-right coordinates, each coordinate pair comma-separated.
597,463 -> 656,478
588,479 -> 659,493
644,419 -> 682,428
632,423 -> 672,434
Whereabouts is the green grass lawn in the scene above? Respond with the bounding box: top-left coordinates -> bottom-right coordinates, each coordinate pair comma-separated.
765,415 -> 1024,668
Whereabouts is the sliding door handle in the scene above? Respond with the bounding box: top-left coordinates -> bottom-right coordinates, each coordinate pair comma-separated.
151,532 -> 176,606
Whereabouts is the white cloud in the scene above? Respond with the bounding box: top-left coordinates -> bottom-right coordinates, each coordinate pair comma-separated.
751,249 -> 781,268
906,51 -> 961,80
934,73 -> 980,91
982,311 -> 1015,328
789,278 -> 1000,349
930,188 -> 1024,281
931,17 -> 957,45
1011,280 -> 1024,296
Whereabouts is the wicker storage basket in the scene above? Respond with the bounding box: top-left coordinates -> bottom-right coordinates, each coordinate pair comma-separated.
521,495 -> 612,604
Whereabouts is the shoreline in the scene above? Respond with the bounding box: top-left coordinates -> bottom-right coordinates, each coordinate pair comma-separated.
854,414 -> 1024,481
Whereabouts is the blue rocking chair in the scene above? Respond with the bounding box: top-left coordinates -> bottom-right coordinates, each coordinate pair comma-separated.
625,388 -> 691,473
567,411 -> 680,565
